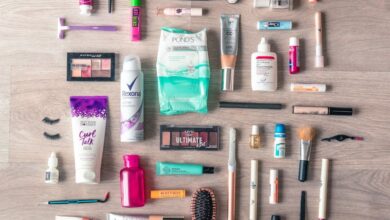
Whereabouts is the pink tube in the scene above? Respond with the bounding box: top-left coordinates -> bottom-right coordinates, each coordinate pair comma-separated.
131,0 -> 142,41
289,37 -> 300,74
79,0 -> 93,16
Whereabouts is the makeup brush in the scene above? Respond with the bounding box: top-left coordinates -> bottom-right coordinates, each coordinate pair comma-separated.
57,17 -> 117,39
40,192 -> 110,205
191,188 -> 217,220
298,127 -> 315,182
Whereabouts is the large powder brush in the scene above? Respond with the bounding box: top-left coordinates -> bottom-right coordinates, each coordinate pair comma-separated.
191,188 -> 217,220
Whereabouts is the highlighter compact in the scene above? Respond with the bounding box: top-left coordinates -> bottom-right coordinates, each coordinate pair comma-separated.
67,53 -> 115,81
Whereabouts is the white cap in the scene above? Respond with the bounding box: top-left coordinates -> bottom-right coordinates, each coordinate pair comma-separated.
254,0 -> 271,7
289,37 -> 299,46
48,152 -> 58,168
80,5 -> 92,16
251,125 -> 260,135
315,55 -> 324,68
270,169 -> 278,183
76,169 -> 97,184
269,169 -> 279,204
191,8 -> 203,16
258,37 -> 270,52
123,55 -> 141,71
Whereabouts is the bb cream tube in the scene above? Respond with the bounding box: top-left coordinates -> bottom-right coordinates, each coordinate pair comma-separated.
220,14 -> 240,91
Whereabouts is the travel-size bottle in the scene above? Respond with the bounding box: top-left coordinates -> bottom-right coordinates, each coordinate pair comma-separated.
120,155 -> 145,207
249,125 -> 261,149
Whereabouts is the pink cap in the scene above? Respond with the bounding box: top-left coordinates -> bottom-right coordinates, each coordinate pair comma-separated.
123,154 -> 140,168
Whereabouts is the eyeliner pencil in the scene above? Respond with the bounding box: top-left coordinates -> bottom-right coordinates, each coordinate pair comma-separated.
220,101 -> 282,110
300,191 -> 306,220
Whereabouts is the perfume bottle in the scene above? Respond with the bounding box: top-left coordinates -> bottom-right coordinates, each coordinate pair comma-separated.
120,155 -> 145,207
249,125 -> 261,149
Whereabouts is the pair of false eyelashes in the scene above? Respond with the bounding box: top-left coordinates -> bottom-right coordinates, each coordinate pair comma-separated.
42,117 -> 61,140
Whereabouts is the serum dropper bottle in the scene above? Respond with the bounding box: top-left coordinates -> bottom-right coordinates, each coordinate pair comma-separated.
45,152 -> 59,184
250,125 -> 261,149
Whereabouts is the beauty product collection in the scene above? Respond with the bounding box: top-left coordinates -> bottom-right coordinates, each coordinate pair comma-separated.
47,0 -> 363,220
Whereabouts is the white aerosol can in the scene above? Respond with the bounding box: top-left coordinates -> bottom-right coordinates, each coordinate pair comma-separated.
120,55 -> 144,142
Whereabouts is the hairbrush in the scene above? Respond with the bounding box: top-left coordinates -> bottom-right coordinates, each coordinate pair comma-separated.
44,132 -> 61,140
321,134 -> 364,142
42,117 -> 60,125
191,188 -> 217,220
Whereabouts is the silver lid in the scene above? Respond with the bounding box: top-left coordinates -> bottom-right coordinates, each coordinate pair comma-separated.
221,68 -> 235,91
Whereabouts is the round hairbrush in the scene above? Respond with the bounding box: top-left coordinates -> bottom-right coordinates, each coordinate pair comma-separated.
191,188 -> 217,220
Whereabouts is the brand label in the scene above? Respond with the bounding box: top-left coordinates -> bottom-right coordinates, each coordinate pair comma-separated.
79,130 -> 96,145
122,76 -> 141,97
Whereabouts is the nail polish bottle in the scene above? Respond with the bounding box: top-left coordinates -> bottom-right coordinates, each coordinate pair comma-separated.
249,125 -> 261,149
120,154 -> 145,207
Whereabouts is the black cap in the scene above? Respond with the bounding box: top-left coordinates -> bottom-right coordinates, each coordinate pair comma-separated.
271,215 -> 281,220
329,107 -> 353,116
203,166 -> 215,174
163,217 -> 185,220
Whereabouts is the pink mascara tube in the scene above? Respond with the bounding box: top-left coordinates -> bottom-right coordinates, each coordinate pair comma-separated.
131,0 -> 141,41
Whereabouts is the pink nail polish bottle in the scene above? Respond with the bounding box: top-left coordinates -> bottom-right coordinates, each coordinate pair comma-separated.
120,154 -> 145,207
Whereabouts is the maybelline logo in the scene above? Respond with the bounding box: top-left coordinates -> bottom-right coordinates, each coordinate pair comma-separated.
122,76 -> 141,97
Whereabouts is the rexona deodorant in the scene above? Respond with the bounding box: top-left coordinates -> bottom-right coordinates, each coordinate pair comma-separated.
121,55 -> 144,142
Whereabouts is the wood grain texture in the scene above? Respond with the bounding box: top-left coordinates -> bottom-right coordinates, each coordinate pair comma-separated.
1,0 -> 390,220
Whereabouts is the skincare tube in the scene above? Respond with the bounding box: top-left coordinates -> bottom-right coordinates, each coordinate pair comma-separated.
107,213 -> 185,220
70,96 -> 108,184
220,14 -> 240,91
156,162 -> 214,176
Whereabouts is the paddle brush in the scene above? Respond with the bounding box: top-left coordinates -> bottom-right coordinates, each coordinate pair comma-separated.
191,188 -> 217,220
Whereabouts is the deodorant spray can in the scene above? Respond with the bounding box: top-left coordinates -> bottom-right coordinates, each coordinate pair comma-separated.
273,124 -> 286,158
120,55 -> 144,142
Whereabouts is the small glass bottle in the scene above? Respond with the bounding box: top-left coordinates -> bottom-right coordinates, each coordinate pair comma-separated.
45,152 -> 59,184
249,125 -> 261,149
120,154 -> 145,208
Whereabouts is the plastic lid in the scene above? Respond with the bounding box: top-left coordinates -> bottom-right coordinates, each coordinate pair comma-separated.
270,169 -> 278,181
48,152 -> 58,167
191,8 -> 203,16
258,37 -> 270,52
131,0 -> 141,6
274,124 -> 285,133
80,5 -> 92,16
315,55 -> 324,68
251,125 -> 260,135
289,37 -> 299,46
123,55 -> 141,71
271,215 -> 281,220
83,170 -> 96,181
203,166 -> 215,174
329,107 -> 353,116
123,154 -> 140,168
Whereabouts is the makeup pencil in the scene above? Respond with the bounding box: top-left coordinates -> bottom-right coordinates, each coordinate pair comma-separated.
300,191 -> 306,220
319,159 -> 329,220
228,128 -> 237,220
315,11 -> 324,68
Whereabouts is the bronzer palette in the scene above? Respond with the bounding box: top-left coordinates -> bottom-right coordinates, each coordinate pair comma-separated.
67,53 -> 115,81
160,125 -> 220,151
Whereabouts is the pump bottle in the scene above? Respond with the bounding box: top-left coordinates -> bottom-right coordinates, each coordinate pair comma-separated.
251,37 -> 278,91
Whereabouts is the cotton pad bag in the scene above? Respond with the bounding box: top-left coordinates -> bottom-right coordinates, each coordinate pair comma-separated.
156,27 -> 210,115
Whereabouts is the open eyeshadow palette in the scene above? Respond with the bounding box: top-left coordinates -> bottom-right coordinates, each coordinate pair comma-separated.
160,125 -> 220,151
67,53 -> 115,81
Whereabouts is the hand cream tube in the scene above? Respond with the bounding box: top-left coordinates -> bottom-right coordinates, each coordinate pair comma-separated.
156,162 -> 214,176
70,96 -> 108,184
220,14 -> 240,91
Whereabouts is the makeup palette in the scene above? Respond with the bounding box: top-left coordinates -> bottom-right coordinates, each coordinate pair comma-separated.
67,53 -> 115,81
160,125 -> 220,151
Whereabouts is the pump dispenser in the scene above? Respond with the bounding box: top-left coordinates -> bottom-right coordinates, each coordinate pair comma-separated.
251,37 -> 278,91
120,155 -> 146,207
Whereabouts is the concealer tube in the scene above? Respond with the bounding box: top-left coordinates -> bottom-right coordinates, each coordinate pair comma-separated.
292,106 -> 353,116
220,14 -> 240,91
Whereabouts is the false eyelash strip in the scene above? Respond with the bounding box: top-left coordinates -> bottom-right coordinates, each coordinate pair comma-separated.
42,117 -> 60,125
43,132 -> 61,140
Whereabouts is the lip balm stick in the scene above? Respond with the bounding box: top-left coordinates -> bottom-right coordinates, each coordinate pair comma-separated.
319,159 -> 329,220
228,128 -> 237,220
315,12 -> 324,68
249,160 -> 259,220
269,169 -> 279,204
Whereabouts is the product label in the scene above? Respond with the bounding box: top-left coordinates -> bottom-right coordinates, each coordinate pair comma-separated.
274,138 -> 286,158
289,46 -> 300,72
132,8 -> 140,27
121,73 -> 144,141
254,56 -> 276,85
221,15 -> 239,55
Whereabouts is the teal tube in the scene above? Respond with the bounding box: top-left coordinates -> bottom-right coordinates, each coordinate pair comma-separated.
156,162 -> 210,176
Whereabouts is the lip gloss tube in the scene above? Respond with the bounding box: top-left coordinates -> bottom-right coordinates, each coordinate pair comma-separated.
131,0 -> 141,41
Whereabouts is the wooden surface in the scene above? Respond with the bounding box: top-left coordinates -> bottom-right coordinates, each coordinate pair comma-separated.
1,0 -> 390,219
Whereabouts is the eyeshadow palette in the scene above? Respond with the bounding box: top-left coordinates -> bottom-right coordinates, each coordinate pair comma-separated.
67,53 -> 115,81
160,125 -> 220,151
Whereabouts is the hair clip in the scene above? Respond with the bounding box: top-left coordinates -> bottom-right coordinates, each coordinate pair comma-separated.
321,134 -> 364,142
42,117 -> 60,125
43,132 -> 61,140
